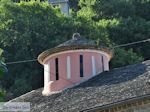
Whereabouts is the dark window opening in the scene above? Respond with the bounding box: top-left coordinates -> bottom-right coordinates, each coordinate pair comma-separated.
101,56 -> 104,71
80,55 -> 83,77
55,58 -> 59,80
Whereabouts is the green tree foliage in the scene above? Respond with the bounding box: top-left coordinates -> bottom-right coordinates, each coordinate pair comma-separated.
106,17 -> 150,60
0,1 -> 74,98
93,0 -> 150,20
77,0 -> 96,20
93,0 -> 135,19
10,79 -> 32,96
0,0 -> 111,99
110,48 -> 143,68
0,0 -> 148,99
0,49 -> 6,101
78,0 -> 150,60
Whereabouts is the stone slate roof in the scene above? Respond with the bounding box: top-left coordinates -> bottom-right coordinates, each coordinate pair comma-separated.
57,34 -> 96,47
10,60 -> 150,112
38,33 -> 112,64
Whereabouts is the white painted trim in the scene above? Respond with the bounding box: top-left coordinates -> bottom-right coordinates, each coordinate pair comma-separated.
92,56 -> 96,76
44,62 -> 50,86
101,55 -> 104,72
67,56 -> 71,79
104,57 -> 109,71
43,49 -> 110,64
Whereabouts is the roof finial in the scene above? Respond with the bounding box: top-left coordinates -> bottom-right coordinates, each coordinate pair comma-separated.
72,33 -> 81,40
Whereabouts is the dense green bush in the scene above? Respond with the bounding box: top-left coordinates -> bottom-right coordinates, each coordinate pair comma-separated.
10,78 -> 32,96
110,48 -> 143,68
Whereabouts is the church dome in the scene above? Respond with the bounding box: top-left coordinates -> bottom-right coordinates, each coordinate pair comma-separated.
38,33 -> 112,65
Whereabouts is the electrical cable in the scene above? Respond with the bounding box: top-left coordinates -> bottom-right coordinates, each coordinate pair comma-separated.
4,38 -> 150,65
5,59 -> 37,65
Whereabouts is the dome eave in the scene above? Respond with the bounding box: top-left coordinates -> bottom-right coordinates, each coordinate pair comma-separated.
38,45 -> 113,65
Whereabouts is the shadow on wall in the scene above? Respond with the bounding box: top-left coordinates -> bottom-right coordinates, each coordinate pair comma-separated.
73,61 -> 149,88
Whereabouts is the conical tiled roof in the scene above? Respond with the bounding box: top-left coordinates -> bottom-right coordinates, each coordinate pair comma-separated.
57,33 -> 96,47
38,33 -> 112,64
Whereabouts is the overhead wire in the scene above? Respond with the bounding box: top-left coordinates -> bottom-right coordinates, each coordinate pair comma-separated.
4,38 -> 150,65
5,59 -> 37,65
112,38 -> 150,49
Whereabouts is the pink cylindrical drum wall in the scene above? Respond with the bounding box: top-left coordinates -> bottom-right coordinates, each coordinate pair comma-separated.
42,50 -> 110,95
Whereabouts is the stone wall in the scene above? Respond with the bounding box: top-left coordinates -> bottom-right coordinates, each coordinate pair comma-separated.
119,103 -> 150,112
